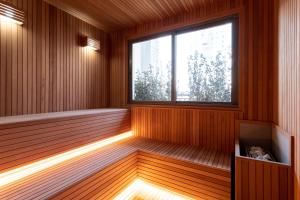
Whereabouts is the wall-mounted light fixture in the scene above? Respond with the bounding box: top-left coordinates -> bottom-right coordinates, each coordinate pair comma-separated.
82,36 -> 100,51
0,2 -> 25,25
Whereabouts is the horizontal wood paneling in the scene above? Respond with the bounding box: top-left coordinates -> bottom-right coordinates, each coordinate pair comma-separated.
110,0 -> 277,152
54,138 -> 230,199
2,136 -> 231,200
51,152 -> 138,200
138,151 -> 231,200
132,107 -> 243,152
277,0 -> 300,198
0,143 -> 138,200
53,138 -> 231,200
0,109 -> 131,172
0,0 -> 109,117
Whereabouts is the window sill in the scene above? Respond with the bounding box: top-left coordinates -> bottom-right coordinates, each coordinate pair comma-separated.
127,102 -> 241,111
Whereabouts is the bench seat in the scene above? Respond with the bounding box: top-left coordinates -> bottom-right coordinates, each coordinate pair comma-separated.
1,137 -> 231,200
0,109 -> 131,172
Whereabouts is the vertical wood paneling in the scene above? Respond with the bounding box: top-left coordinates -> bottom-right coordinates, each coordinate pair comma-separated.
235,157 -> 292,200
110,0 -> 276,152
110,0 -> 276,119
132,107 -> 243,152
277,0 -> 300,198
0,0 -> 110,117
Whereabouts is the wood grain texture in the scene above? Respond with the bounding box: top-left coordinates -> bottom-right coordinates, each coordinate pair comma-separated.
0,143 -> 138,200
235,121 -> 293,200
117,179 -> 194,200
110,0 -> 277,152
235,156 -> 292,200
138,151 -> 231,200
0,109 -> 131,172
51,152 -> 139,200
0,0 -> 109,117
53,138 -> 231,200
110,0 -> 276,121
1,137 -> 231,200
132,107 -> 243,152
44,0 -> 241,32
277,0 -> 300,198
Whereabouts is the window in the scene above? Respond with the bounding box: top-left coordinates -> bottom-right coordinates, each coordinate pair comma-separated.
129,16 -> 238,105
131,35 -> 172,101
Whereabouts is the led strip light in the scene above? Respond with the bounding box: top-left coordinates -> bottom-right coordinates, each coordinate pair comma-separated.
0,131 -> 133,187
114,179 -> 195,200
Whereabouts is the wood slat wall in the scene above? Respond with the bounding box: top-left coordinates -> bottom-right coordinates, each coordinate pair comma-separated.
1,141 -> 138,200
138,151 -> 231,200
50,152 -> 138,200
51,142 -> 231,200
0,0 -> 109,117
235,121 -> 294,200
132,107 -> 243,152
277,0 -> 300,198
0,109 -> 131,173
45,0 -> 243,32
2,136 -> 231,200
235,156 -> 292,200
110,0 -> 277,152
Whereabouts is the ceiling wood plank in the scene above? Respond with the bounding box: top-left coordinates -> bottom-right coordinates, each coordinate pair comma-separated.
43,0 -> 217,32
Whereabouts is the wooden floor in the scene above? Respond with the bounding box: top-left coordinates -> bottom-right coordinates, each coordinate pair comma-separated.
1,137 -> 231,200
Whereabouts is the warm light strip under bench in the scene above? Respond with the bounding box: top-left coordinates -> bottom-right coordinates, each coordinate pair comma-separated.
0,131 -> 133,187
114,178 -> 194,200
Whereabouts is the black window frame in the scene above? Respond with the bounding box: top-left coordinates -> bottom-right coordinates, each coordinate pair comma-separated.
128,15 -> 239,107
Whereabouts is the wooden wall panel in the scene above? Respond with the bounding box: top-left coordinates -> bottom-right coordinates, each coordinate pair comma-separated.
235,121 -> 294,200
0,0 -> 109,117
132,107 -> 243,152
277,0 -> 300,198
0,109 -> 131,172
235,156 -> 292,200
110,0 -> 277,152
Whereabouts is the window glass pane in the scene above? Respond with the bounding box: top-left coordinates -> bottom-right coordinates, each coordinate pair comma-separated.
132,35 -> 172,101
176,23 -> 233,102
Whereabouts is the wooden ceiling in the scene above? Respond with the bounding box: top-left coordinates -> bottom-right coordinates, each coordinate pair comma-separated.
44,0 -> 215,32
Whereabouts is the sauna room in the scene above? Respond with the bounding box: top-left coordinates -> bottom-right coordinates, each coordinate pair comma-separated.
0,0 -> 299,199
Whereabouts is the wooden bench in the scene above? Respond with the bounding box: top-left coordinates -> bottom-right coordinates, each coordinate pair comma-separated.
0,109 -> 131,172
1,137 -> 231,200
0,110 -> 231,200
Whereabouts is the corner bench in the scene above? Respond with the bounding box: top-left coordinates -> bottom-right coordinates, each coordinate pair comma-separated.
0,110 -> 231,200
